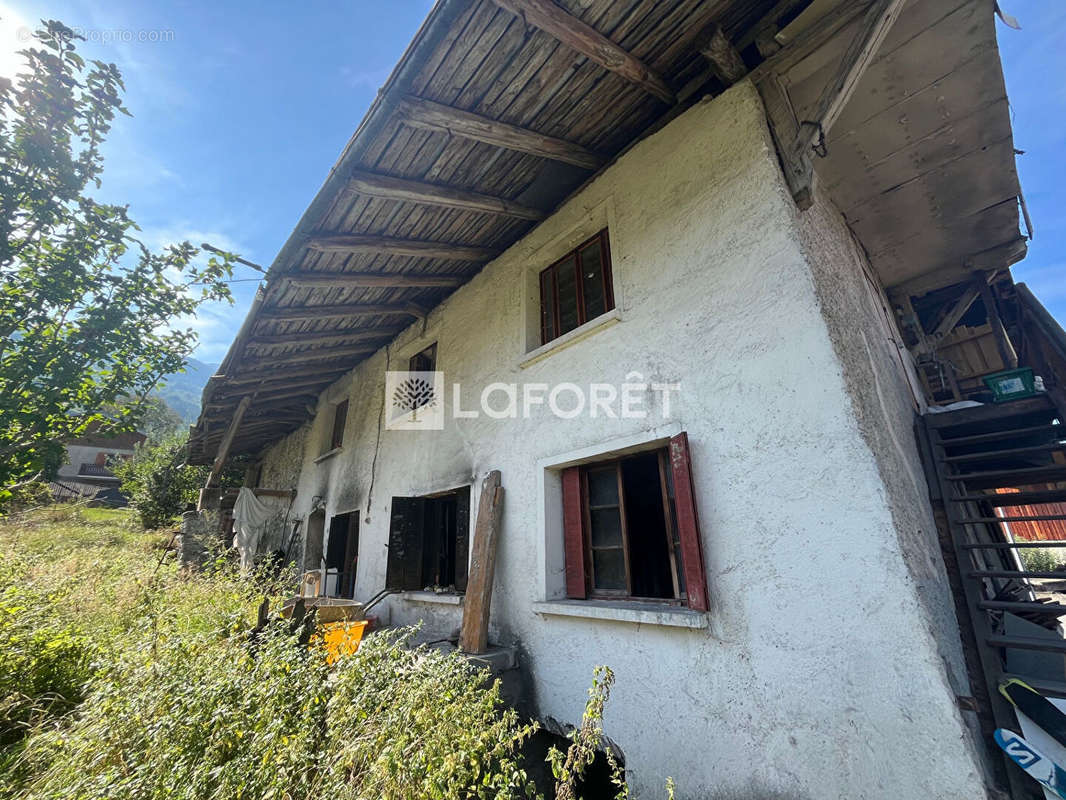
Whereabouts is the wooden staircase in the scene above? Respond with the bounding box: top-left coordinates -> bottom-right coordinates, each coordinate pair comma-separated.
925,395 -> 1066,797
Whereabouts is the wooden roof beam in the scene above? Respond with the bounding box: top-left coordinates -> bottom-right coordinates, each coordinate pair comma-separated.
242,344 -> 376,367
259,302 -> 427,322
248,328 -> 395,348
487,0 -> 675,104
396,95 -> 604,170
283,270 -> 466,290
346,170 -> 545,221
220,368 -> 348,389
306,232 -> 498,262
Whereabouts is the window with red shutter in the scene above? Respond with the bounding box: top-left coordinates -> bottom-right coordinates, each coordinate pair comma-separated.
559,436 -> 708,609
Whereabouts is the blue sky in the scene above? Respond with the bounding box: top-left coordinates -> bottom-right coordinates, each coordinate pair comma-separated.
0,0 -> 1061,363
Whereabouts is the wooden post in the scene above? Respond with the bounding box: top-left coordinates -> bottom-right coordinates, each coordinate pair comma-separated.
199,394 -> 253,509
459,470 -> 504,655
979,273 -> 1019,369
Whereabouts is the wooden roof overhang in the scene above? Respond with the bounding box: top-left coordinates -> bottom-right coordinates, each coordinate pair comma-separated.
187,0 -> 1024,464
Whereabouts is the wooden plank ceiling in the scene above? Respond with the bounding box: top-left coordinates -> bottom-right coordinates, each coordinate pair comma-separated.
781,0 -> 1024,294
187,0 -> 1023,463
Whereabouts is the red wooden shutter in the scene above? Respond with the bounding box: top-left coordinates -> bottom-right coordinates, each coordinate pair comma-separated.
561,466 -> 587,599
669,432 -> 709,611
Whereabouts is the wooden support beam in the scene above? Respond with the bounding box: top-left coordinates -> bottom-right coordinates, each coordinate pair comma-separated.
929,275 -> 988,342
979,274 -> 1018,369
259,302 -> 426,322
736,0 -> 810,53
221,368 -> 348,388
756,74 -> 814,208
283,271 -> 466,290
791,0 -> 906,161
487,0 -> 675,104
459,471 -> 504,655
698,25 -> 747,86
202,395 -> 252,496
749,0 -> 868,84
217,387 -> 322,405
246,344 -> 375,365
248,328 -> 395,348
306,232 -> 498,262
396,95 -> 604,170
346,170 -> 545,221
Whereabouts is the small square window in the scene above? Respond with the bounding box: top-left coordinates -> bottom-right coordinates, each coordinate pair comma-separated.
539,230 -> 614,345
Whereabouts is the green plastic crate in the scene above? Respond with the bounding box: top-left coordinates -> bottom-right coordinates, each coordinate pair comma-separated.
982,367 -> 1037,403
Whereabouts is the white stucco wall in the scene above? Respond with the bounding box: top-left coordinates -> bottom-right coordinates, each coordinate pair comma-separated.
258,82 -> 988,798
56,443 -> 135,480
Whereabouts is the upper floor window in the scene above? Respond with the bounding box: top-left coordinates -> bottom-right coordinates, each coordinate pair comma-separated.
408,342 -> 437,373
329,399 -> 348,451
539,229 -> 613,345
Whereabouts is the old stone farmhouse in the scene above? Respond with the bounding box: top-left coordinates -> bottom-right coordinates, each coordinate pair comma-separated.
187,0 -> 1066,796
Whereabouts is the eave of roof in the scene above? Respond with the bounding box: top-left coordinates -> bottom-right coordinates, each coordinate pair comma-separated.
188,0 -> 1024,464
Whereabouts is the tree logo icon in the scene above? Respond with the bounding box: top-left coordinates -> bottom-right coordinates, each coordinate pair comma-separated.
392,376 -> 437,415
385,370 -> 445,430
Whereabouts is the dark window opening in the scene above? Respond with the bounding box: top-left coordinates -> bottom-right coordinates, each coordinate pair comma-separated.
325,512 -> 359,599
409,342 -> 437,373
539,229 -> 613,345
563,433 -> 708,610
329,399 -> 348,451
386,486 -> 470,593
583,451 -> 680,600
407,343 -> 438,411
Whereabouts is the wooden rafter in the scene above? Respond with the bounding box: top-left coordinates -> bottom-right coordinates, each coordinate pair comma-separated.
306,232 -> 498,262
259,302 -> 427,322
242,344 -> 375,367
487,0 -> 675,104
395,95 -> 603,170
283,271 -> 466,290
791,0 -> 906,160
248,328 -> 395,348
754,0 -> 903,209
346,170 -> 544,221
220,368 -> 349,389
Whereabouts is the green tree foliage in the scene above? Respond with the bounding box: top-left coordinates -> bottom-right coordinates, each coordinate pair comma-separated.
0,21 -> 235,499
111,435 -> 204,529
105,395 -> 185,442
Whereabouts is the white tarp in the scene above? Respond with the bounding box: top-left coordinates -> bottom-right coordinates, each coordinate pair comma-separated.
232,487 -> 274,571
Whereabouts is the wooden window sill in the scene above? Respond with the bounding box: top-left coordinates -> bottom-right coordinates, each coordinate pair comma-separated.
314,447 -> 342,464
520,308 -> 621,369
402,590 -> 464,606
531,599 -> 707,629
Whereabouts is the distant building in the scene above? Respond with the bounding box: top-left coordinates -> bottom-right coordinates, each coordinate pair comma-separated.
51,430 -> 145,504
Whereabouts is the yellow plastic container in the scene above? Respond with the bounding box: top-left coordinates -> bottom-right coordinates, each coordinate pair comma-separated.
319,619 -> 367,664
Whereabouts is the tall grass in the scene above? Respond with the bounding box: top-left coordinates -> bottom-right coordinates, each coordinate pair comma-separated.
0,507 -> 537,799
